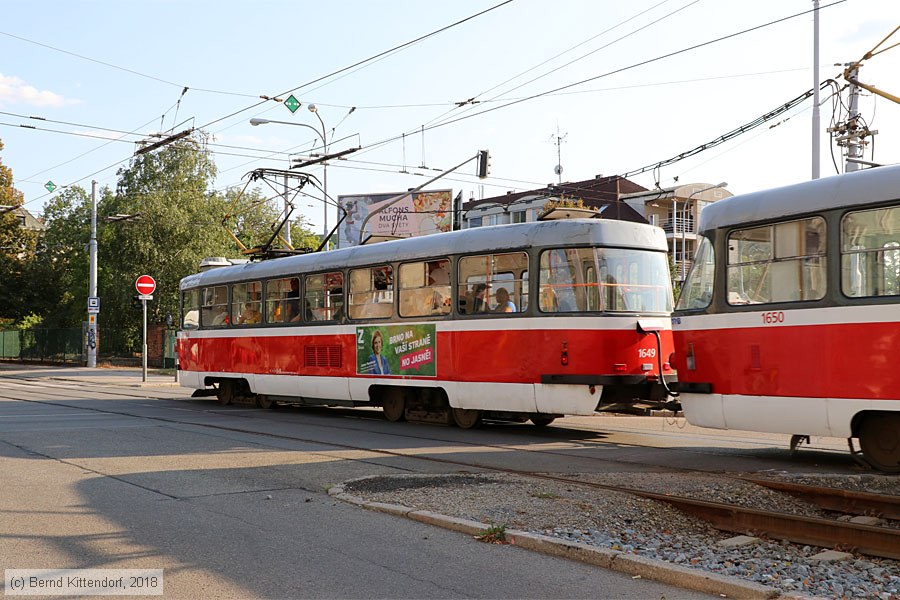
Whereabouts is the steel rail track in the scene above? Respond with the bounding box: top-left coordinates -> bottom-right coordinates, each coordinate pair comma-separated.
3,375 -> 898,560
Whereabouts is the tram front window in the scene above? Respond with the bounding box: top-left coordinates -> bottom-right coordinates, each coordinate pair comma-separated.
677,236 -> 714,310
539,247 -> 672,313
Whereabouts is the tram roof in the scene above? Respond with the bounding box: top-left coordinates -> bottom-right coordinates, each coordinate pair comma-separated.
699,163 -> 900,232
181,218 -> 667,290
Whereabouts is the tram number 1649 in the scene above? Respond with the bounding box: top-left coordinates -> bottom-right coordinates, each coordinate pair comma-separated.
638,348 -> 657,358
761,311 -> 785,324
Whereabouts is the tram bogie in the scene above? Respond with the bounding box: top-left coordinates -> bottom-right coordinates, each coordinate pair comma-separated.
673,165 -> 900,472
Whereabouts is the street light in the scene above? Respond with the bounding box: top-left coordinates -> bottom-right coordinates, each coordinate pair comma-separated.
250,114 -> 330,241
681,182 -> 727,283
307,104 -> 329,239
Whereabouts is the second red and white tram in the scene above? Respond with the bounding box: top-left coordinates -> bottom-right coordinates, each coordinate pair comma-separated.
672,165 -> 900,471
177,218 -> 675,428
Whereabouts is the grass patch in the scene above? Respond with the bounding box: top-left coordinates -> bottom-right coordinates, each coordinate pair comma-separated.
475,524 -> 508,544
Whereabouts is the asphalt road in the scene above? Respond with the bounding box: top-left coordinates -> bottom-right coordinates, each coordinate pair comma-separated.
0,367 -> 716,599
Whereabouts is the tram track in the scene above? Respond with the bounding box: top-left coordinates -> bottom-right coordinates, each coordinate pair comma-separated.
2,374 -> 899,561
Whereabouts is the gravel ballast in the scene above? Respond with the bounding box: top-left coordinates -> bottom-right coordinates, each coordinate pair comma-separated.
341,472 -> 900,599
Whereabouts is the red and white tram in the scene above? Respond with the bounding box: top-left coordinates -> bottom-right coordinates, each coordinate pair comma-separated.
672,165 -> 900,471
177,218 -> 675,428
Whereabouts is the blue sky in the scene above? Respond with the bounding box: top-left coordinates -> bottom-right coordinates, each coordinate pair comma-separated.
2,0 -> 899,233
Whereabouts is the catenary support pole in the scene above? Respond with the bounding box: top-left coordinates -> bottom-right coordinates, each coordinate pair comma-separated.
87,180 -> 98,368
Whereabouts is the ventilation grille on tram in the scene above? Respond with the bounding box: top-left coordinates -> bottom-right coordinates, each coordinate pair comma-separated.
304,345 -> 342,368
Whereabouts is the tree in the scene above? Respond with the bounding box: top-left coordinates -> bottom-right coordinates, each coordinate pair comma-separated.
0,138 -> 38,323
27,186 -> 93,327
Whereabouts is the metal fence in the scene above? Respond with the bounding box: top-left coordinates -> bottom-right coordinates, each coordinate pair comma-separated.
0,328 -> 85,364
0,326 -> 148,365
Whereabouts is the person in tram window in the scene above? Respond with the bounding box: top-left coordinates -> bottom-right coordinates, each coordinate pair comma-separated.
211,307 -> 229,326
368,330 -> 391,375
287,279 -> 302,322
540,286 -> 559,312
493,287 -> 516,313
470,283 -> 487,313
237,303 -> 261,325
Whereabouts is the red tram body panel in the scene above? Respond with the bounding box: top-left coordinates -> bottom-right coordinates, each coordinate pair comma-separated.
672,166 -> 900,471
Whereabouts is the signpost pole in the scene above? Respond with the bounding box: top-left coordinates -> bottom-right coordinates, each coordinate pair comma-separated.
134,275 -> 155,383
142,298 -> 148,383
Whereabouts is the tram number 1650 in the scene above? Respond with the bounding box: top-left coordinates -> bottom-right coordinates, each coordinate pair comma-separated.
761,311 -> 785,324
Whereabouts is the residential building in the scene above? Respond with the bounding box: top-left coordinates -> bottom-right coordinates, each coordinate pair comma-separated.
620,183 -> 732,282
460,175 -> 648,228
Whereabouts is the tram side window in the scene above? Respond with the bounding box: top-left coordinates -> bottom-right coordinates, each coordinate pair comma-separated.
458,252 -> 528,314
349,265 -> 393,320
200,285 -> 229,327
306,272 -> 344,321
232,281 -> 263,326
726,217 -> 826,305
842,205 -> 900,297
677,236 -> 715,310
399,259 -> 451,317
266,277 -> 302,324
181,288 -> 200,330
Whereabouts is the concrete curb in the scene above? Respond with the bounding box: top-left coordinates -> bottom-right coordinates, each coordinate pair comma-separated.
328,484 -> 822,600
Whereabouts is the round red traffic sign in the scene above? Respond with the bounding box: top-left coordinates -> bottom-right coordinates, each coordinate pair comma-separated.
135,275 -> 156,295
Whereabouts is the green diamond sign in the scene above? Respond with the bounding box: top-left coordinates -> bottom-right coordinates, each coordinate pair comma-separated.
283,95 -> 301,114
44,181 -> 57,193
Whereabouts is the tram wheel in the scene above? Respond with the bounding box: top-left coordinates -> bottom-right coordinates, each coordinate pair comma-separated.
382,390 -> 406,422
530,416 -> 556,427
256,395 -> 276,409
858,412 -> 900,473
216,381 -> 235,406
451,408 -> 482,429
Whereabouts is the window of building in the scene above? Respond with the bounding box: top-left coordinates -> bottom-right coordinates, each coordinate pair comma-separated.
468,216 -> 482,228
727,217 -> 826,304
511,210 -> 526,223
458,252 -> 528,314
349,265 -> 393,320
181,289 -> 200,330
305,272 -> 344,321
842,205 -> 900,297
200,285 -> 229,327
399,259 -> 451,317
266,277 -> 301,323
232,281 -> 263,326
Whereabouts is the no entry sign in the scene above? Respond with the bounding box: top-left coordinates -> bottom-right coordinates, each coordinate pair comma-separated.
135,275 -> 156,295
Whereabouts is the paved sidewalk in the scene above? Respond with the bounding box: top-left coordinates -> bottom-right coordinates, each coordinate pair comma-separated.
0,362 -> 183,388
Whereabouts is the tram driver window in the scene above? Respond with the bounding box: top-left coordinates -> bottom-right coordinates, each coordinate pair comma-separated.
726,217 -> 826,305
842,205 -> 900,297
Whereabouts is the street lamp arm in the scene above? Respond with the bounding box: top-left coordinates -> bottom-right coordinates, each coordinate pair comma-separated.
250,118 -> 326,147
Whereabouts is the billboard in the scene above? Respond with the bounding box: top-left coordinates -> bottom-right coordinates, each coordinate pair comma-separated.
337,189 -> 453,248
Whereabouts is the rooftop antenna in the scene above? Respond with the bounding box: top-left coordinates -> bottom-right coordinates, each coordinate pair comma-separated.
550,124 -> 567,184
